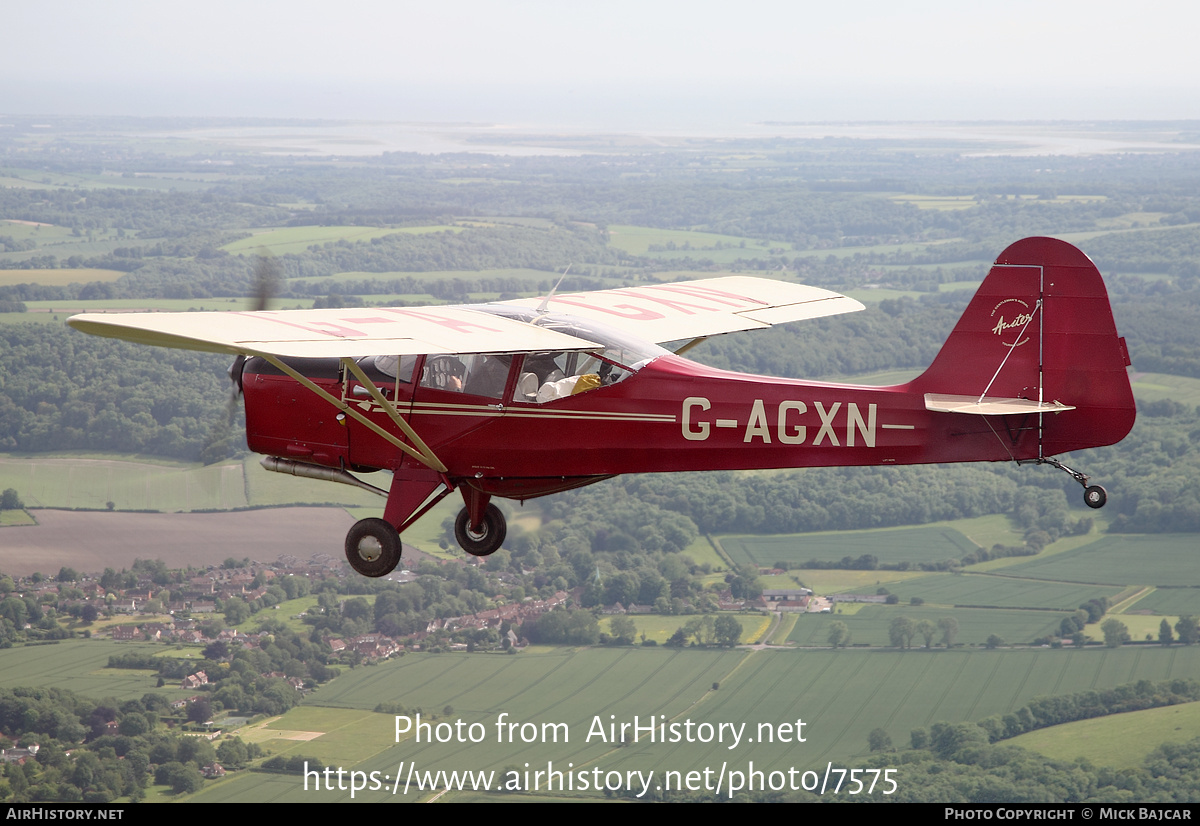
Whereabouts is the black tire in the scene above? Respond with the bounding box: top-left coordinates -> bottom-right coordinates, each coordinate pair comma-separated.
1084,485 -> 1107,509
344,518 -> 402,577
454,504 -> 506,557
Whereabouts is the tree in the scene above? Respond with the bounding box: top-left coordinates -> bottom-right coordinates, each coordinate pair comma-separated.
609,616 -> 637,645
223,597 -> 251,626
187,698 -> 213,725
1101,618 -> 1131,648
1160,618 -> 1175,647
938,616 -> 959,648
827,620 -> 850,649
713,615 -> 741,648
202,640 -> 231,661
916,619 -> 937,648
985,634 -> 1004,649
889,616 -> 916,649
0,488 -> 22,510
1176,616 -> 1198,646
665,627 -> 688,647
868,728 -> 892,752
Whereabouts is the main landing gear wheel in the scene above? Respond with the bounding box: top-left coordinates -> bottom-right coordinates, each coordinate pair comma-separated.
455,504 -> 506,557
1084,485 -> 1108,509
344,518 -> 402,577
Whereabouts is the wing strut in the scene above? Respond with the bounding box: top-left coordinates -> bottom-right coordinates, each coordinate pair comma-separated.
340,357 -> 447,472
256,353 -> 447,473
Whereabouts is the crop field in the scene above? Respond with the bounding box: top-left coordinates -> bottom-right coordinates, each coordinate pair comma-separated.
222,225 -> 460,256
600,613 -> 771,645
1130,372 -> 1200,406
788,604 -> 1068,648
1007,700 -> 1200,769
0,509 -> 35,526
0,506 -> 356,576
239,706 -> 391,766
787,569 -> 930,595
0,267 -> 125,287
1002,535 -> 1200,586
0,454 -> 247,511
292,267 -> 560,288
1121,586 -> 1200,617
0,453 -> 382,511
605,225 -> 783,258
880,573 -> 1126,610
720,526 -> 979,569
193,645 -> 1200,801
22,298 -> 278,314
0,639 -> 187,697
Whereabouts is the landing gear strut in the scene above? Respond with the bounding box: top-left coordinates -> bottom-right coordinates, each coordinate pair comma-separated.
455,503 -> 506,557
1038,457 -> 1107,509
344,518 -> 402,577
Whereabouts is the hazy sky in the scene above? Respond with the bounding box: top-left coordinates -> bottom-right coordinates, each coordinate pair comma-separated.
5,0 -> 1198,125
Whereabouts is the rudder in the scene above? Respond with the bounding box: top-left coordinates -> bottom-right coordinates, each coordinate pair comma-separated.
912,236 -> 1135,457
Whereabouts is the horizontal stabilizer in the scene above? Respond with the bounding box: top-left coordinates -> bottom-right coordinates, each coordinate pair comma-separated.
924,393 -> 1076,416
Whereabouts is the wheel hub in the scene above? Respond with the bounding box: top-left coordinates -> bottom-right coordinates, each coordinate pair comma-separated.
355,536 -> 383,562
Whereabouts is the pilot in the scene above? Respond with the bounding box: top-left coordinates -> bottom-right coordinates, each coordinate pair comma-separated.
463,354 -> 511,399
421,356 -> 466,392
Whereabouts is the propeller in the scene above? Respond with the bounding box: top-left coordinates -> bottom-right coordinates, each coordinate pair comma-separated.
200,252 -> 280,464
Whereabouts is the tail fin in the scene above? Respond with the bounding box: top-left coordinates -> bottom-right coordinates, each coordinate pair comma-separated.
912,236 -> 1135,457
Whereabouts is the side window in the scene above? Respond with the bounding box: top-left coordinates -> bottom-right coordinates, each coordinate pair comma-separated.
420,354 -> 512,400
372,354 -> 417,383
514,352 -> 606,404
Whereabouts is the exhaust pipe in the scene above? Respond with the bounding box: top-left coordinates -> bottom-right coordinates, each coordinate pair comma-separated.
260,457 -> 388,498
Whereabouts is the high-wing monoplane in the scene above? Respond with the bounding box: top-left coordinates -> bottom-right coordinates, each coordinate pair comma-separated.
69,237 -> 1136,577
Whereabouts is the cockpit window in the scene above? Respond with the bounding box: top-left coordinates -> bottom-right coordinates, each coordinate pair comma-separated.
372,354 -> 417,383
419,353 -> 511,400
469,305 -> 669,404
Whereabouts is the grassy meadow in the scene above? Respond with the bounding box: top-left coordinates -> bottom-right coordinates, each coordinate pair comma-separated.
1007,701 -> 1200,770
221,224 -> 461,256
720,525 -> 980,569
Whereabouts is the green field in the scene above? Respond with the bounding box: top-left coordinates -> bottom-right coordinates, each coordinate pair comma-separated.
605,225 -> 783,258
787,604 -> 1068,648
188,645 -> 1200,801
1120,586 -> 1200,617
222,225 -> 460,256
1003,535 -> 1200,587
0,267 -> 126,287
721,526 -> 979,569
0,639 -> 189,698
23,297 -> 285,314
0,453 -> 382,511
1130,372 -> 1200,406
880,573 -> 1125,611
1008,701 -> 1200,769
599,613 -> 771,645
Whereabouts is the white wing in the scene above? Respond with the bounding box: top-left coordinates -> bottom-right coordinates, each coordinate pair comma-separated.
68,276 -> 862,357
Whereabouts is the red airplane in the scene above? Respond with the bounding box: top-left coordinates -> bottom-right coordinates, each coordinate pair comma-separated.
69,236 -> 1136,577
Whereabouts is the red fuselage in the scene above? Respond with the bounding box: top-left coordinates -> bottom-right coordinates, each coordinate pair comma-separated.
243,349 -> 1134,501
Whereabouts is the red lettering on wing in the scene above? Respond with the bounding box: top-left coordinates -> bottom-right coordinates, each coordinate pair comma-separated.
382,309 -> 503,334
549,297 -> 666,321
650,284 -> 765,307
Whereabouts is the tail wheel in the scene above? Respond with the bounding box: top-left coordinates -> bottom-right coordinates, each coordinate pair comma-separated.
454,504 -> 506,557
344,518 -> 402,577
1084,485 -> 1107,509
